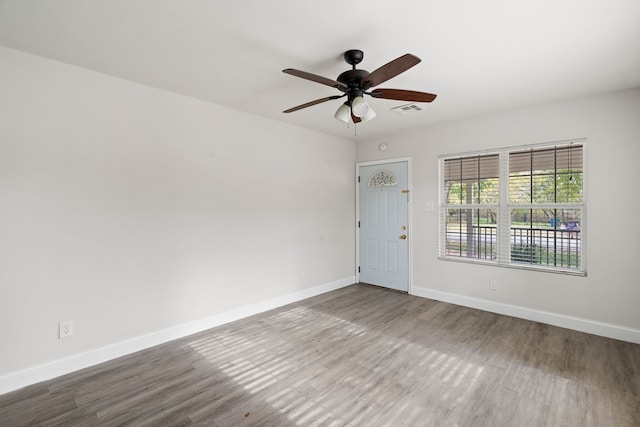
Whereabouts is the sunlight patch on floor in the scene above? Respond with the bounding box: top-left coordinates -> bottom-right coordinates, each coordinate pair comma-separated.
186,304 -> 486,424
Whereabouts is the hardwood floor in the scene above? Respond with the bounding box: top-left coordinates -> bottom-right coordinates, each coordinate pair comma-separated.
1,283 -> 639,426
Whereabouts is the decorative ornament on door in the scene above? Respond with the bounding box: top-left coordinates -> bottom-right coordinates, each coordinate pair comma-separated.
368,170 -> 397,187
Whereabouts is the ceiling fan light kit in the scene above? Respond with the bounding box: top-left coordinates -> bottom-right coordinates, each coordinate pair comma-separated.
334,103 -> 351,123
283,49 -> 437,125
360,107 -> 376,123
350,95 -> 369,117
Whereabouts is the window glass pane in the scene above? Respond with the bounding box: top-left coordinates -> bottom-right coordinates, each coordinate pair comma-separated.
445,208 -> 497,260
531,173 -> 555,203
444,154 -> 499,205
368,169 -> 397,187
510,208 -> 581,269
510,145 -> 583,204
509,173 -> 530,204
446,182 -> 466,204
556,171 -> 583,203
475,178 -> 499,204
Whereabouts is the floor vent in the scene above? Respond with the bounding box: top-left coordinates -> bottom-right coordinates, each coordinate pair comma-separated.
391,103 -> 423,114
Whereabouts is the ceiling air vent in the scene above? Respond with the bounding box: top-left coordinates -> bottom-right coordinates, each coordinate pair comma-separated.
391,103 -> 423,114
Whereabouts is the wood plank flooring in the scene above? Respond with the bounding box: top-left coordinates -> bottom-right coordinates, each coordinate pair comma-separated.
1,283 -> 639,426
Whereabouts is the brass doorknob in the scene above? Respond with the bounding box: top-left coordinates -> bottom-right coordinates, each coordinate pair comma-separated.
400,234 -> 407,240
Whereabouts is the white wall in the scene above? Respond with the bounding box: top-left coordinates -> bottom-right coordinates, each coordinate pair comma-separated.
0,46 -> 356,382
357,88 -> 640,336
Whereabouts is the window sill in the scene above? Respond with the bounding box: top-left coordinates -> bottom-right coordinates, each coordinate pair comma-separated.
438,256 -> 586,276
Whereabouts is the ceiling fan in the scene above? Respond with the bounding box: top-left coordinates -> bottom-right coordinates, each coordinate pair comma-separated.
282,49 -> 437,124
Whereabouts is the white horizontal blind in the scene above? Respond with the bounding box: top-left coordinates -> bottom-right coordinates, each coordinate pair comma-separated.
439,140 -> 585,274
440,154 -> 500,262
508,143 -> 583,271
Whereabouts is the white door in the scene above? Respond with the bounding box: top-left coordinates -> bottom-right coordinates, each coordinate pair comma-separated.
358,161 -> 409,291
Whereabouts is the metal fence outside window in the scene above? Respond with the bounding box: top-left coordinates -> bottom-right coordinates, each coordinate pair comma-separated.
445,226 -> 581,268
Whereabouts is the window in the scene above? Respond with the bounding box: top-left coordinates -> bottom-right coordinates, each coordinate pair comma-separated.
441,154 -> 500,261
439,140 -> 585,274
368,170 -> 397,187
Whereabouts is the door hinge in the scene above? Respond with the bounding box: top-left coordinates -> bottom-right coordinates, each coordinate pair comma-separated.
358,221 -> 360,228
358,266 -> 360,273
358,176 -> 360,183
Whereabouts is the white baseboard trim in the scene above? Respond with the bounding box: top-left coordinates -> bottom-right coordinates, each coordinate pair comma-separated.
411,286 -> 640,344
0,276 -> 355,395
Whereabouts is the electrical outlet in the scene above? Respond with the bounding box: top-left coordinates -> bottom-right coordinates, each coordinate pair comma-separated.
59,321 -> 73,339
489,280 -> 498,291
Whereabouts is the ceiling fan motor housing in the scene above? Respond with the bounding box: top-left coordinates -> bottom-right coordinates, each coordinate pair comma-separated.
337,69 -> 369,103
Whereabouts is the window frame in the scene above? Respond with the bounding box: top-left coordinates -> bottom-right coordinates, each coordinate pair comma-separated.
438,139 -> 586,276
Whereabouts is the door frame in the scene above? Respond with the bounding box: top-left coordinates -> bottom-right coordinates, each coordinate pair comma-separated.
356,157 -> 413,293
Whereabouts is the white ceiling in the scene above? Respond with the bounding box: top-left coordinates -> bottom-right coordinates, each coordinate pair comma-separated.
1,0 -> 639,140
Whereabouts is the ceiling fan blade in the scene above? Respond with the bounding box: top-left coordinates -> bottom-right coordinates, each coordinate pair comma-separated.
283,95 -> 344,113
360,54 -> 421,90
283,68 -> 347,92
369,89 -> 437,103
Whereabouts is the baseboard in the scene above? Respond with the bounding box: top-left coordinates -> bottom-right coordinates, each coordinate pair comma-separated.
411,286 -> 640,344
0,276 -> 355,395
